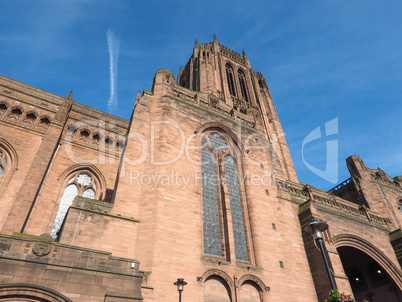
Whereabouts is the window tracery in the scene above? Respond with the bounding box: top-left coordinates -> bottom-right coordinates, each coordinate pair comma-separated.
9,108 -> 23,120
51,170 -> 101,240
201,131 -> 249,262
23,112 -> 37,124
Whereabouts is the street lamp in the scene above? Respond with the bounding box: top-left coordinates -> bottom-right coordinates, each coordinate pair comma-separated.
173,278 -> 187,302
303,218 -> 337,290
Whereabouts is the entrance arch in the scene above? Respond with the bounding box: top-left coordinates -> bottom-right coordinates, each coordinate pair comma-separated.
0,284 -> 72,302
333,234 -> 402,302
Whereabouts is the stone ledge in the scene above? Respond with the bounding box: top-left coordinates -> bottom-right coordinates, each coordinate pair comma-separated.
0,235 -> 141,277
202,255 -> 230,266
105,291 -> 143,300
72,196 -> 140,223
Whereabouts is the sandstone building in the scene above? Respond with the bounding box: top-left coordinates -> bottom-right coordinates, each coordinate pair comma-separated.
0,36 -> 401,302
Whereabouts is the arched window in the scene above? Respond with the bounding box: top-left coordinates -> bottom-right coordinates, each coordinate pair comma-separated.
201,131 -> 249,262
226,64 -> 236,97
24,112 -> 37,124
398,199 -> 402,212
0,147 -> 9,181
0,103 -> 8,117
0,140 -> 17,186
238,69 -> 249,104
51,170 -> 102,239
9,108 -> 23,120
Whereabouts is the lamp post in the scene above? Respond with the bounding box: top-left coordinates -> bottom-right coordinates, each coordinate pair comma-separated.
303,218 -> 337,290
173,278 -> 187,302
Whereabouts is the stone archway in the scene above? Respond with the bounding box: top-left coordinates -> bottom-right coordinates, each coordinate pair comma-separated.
333,234 -> 402,302
0,284 -> 72,302
203,275 -> 232,302
200,269 -> 234,302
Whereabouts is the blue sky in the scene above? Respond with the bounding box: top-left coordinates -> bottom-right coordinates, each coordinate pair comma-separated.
1,0 -> 401,190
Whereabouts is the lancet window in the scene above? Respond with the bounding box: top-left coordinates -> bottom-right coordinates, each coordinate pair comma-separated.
238,69 -> 249,104
0,147 -> 9,182
51,170 -> 101,240
226,64 -> 236,97
201,131 -> 249,262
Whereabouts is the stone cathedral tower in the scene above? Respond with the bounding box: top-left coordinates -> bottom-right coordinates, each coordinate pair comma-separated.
0,36 -> 401,302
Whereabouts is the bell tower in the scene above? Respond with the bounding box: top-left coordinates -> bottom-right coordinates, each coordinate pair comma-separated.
178,35 -> 297,182
178,34 -> 256,114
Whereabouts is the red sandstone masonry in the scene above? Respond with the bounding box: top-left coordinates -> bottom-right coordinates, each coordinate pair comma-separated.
0,39 -> 401,302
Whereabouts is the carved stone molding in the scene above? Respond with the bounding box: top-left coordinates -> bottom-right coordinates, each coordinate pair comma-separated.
32,233 -> 53,257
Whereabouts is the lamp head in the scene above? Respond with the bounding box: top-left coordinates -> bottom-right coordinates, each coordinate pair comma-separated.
303,218 -> 328,240
173,278 -> 187,292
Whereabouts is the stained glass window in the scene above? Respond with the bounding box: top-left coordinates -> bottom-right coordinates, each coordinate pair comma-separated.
201,132 -> 249,262
0,148 -> 9,181
224,156 -> 249,261
202,147 -> 222,257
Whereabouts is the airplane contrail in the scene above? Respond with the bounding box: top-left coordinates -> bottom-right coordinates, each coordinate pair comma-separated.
107,29 -> 120,113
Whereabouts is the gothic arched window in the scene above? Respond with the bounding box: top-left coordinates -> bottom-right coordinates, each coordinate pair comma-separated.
226,64 -> 236,97
51,170 -> 102,239
238,69 -> 249,104
0,140 -> 17,186
0,147 -> 9,182
201,132 -> 249,262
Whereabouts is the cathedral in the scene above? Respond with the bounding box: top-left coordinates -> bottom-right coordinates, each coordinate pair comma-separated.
0,36 -> 401,302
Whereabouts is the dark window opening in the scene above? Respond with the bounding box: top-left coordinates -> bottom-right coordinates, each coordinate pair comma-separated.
80,130 -> 89,138
11,108 -> 22,115
0,104 -> 7,111
238,70 -> 249,103
226,64 -> 236,97
67,126 -> 77,134
93,134 -> 101,141
40,118 -> 50,125
26,113 -> 37,120
105,138 -> 113,145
